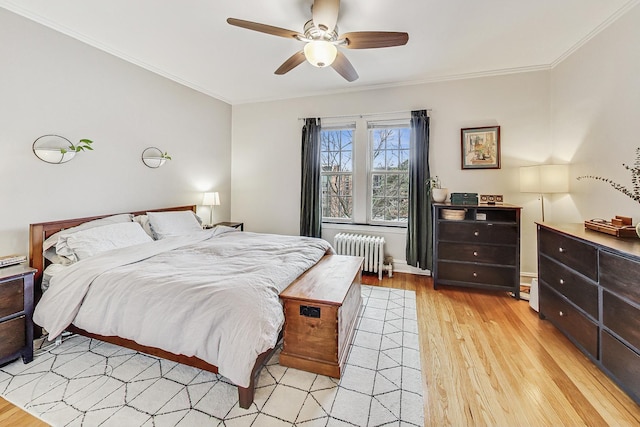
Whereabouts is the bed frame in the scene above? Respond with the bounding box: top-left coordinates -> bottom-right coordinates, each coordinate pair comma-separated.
29,205 -> 273,409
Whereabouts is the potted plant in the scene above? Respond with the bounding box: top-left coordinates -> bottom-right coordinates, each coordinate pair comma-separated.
428,176 -> 449,203
58,138 -> 93,162
577,147 -> 640,236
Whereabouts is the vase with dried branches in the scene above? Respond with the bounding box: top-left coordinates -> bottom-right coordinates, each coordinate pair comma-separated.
576,147 -> 640,236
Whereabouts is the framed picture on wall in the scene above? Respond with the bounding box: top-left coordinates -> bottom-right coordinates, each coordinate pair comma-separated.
461,126 -> 501,169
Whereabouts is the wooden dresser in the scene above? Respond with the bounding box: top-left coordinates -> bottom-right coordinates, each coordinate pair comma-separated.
538,223 -> 640,404
432,203 -> 521,298
0,265 -> 35,366
279,255 -> 363,378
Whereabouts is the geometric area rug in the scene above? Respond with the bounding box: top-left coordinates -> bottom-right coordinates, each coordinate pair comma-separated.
0,285 -> 423,426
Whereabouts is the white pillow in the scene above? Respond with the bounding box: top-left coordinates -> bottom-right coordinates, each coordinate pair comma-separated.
133,214 -> 154,238
44,213 -> 133,262
62,222 -> 153,260
147,210 -> 203,239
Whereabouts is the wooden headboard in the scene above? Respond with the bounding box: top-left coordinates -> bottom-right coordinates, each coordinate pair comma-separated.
29,205 -> 197,286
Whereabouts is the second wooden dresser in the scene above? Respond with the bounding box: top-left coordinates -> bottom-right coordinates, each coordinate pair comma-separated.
538,223 -> 640,404
432,203 -> 522,298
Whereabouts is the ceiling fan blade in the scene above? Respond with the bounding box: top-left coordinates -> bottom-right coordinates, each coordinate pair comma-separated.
275,51 -> 306,75
227,18 -> 302,40
339,31 -> 409,49
312,0 -> 340,32
331,51 -> 358,82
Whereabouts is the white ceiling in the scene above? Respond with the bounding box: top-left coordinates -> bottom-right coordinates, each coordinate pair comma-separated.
1,0 -> 637,105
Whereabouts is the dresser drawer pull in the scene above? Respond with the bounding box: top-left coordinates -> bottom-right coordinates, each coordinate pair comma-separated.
474,231 -> 479,237
558,247 -> 565,253
472,272 -> 478,277
473,251 -> 478,257
559,311 -> 565,317
559,279 -> 565,285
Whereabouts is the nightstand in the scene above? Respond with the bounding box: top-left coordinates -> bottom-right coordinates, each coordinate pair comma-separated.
0,264 -> 35,365
214,221 -> 244,231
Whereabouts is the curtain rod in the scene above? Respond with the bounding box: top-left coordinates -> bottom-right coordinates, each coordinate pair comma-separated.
297,109 -> 431,121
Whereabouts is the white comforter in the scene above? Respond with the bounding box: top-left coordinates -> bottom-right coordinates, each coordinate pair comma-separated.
34,227 -> 333,387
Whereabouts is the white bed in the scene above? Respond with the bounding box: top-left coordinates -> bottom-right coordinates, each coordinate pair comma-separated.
29,206 -> 333,408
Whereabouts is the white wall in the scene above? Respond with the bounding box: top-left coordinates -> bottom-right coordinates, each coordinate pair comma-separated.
231,72 -> 551,274
0,9 -> 232,257
550,3 -> 640,223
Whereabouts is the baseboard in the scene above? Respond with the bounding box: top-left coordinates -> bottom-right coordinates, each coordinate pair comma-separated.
387,259 -> 431,276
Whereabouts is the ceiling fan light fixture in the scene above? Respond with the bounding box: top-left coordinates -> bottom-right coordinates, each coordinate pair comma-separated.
304,40 -> 337,67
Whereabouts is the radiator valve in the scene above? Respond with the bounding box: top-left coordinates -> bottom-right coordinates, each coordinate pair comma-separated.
383,256 -> 394,278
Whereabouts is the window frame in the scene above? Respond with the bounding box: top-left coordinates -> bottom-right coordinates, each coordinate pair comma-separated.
320,115 -> 410,227
320,123 -> 356,223
367,120 -> 411,226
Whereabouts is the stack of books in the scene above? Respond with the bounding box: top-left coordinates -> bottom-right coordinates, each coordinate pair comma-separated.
0,254 -> 26,267
450,192 -> 478,205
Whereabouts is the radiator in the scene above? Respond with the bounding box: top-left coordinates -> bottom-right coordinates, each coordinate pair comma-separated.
334,233 -> 387,280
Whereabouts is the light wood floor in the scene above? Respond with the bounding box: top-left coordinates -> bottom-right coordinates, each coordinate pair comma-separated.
2,272 -> 639,426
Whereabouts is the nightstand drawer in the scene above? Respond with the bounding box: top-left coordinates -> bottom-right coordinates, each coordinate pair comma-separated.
539,256 -> 598,319
439,222 -> 517,245
0,278 -> 24,319
0,315 -> 26,357
540,283 -> 598,358
600,251 -> 640,305
539,228 -> 597,281
438,242 -> 516,265
437,262 -> 516,287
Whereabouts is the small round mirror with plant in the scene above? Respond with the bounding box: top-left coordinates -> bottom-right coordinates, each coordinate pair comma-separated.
33,135 -> 94,164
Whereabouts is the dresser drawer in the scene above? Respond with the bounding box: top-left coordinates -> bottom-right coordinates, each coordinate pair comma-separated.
600,251 -> 640,305
439,222 -> 517,245
0,278 -> 24,319
603,291 -> 640,350
437,262 -> 516,287
540,283 -> 598,358
438,242 -> 516,265
601,331 -> 640,401
539,228 -> 597,281
0,315 -> 26,357
539,255 -> 598,319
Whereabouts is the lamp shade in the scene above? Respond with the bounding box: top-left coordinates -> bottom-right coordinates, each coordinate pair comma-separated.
520,165 -> 569,194
304,41 -> 337,68
202,192 -> 220,206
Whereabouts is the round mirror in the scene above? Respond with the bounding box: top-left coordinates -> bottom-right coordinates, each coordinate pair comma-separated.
142,147 -> 167,168
33,135 -> 76,164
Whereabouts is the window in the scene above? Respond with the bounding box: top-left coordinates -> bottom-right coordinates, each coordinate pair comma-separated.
369,125 -> 410,223
321,126 -> 354,220
321,118 -> 410,226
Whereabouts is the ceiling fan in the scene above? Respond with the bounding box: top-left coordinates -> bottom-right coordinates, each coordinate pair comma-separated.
227,0 -> 409,82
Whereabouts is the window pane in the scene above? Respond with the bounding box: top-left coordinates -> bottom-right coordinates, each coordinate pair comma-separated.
371,197 -> 385,220
372,174 -> 384,197
321,129 -> 353,172
398,149 -> 409,170
399,129 -> 410,149
387,149 -> 399,169
387,130 -> 400,150
399,174 -> 409,197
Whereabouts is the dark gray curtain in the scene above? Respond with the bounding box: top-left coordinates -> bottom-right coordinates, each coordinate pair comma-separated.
406,110 -> 431,269
300,118 -> 322,237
